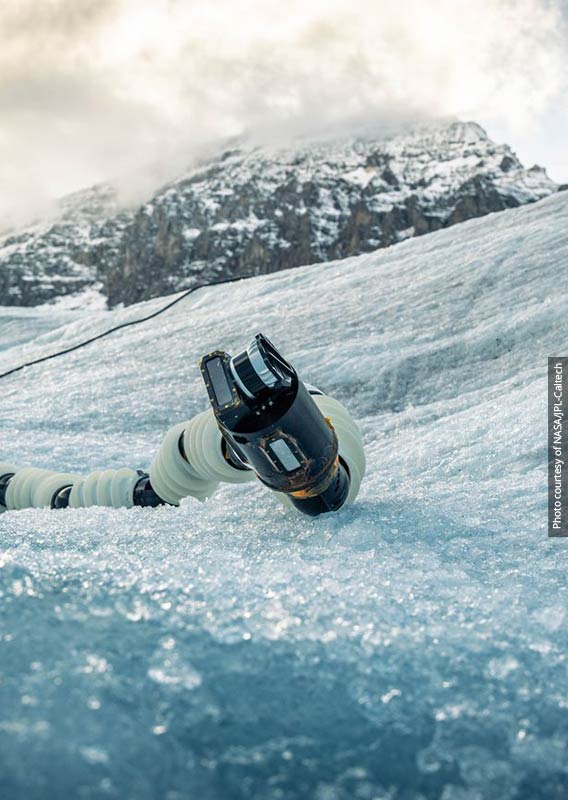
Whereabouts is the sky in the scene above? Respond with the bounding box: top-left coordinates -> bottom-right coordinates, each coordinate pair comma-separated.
1,0 -> 567,227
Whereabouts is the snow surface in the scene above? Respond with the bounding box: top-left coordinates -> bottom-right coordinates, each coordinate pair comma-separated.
1,192 -> 568,799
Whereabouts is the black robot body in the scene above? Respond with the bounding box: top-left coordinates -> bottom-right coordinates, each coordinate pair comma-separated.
200,334 -> 350,515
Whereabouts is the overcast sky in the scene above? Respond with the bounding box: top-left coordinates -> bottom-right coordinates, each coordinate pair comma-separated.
1,0 -> 567,227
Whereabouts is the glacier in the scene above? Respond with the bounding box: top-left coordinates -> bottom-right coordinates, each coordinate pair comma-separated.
0,191 -> 567,799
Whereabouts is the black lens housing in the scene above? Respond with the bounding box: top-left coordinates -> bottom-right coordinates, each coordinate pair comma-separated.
230,334 -> 295,399
199,333 -> 350,514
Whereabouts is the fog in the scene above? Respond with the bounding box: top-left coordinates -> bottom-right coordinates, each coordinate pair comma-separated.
1,0 -> 566,227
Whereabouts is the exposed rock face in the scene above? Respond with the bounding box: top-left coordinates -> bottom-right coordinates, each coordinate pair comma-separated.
0,122 -> 558,308
0,186 -> 131,307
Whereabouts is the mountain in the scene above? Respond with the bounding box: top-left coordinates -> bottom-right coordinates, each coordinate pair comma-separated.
0,121 -> 558,308
1,190 -> 566,799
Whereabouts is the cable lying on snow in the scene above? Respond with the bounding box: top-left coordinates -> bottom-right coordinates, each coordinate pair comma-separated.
1,334 -> 365,517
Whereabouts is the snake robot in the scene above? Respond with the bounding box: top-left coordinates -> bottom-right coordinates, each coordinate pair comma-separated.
1,334 -> 365,517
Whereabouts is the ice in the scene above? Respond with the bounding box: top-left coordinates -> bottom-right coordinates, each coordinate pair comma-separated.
1,192 -> 567,798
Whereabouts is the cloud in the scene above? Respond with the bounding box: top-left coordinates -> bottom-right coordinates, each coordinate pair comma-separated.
0,0 -> 566,227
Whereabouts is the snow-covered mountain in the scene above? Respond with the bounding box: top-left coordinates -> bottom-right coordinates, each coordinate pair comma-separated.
1,191 -> 567,799
0,121 -> 558,308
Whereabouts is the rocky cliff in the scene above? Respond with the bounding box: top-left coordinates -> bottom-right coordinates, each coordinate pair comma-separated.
0,122 -> 558,308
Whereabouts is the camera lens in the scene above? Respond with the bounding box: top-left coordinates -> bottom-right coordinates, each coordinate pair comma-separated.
230,334 -> 294,399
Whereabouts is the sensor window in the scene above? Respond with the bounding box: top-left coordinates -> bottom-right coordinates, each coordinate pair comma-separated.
207,357 -> 234,407
268,438 -> 302,472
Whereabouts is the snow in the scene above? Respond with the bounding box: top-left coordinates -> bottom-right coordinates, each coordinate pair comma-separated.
182,227 -> 201,241
1,191 -> 567,799
44,284 -> 109,311
341,167 -> 377,188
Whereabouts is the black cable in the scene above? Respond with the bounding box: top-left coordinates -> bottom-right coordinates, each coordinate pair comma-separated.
0,275 -> 246,381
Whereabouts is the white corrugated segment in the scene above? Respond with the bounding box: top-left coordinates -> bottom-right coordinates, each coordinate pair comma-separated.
313,394 -> 366,504
68,468 -> 139,508
4,467 -> 79,510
